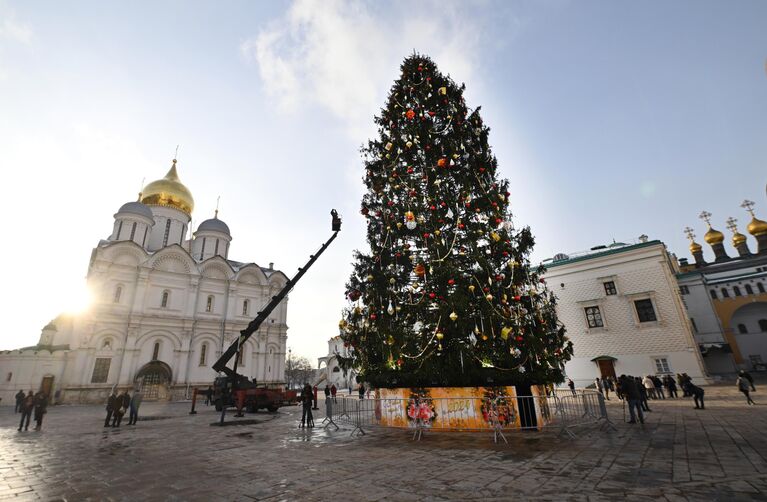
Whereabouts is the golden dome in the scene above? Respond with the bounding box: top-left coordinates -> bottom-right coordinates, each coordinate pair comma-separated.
704,226 -> 724,245
689,241 -> 702,254
140,160 -> 194,215
732,232 -> 747,246
747,216 -> 767,237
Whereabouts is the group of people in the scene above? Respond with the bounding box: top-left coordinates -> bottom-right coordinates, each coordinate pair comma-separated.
15,389 -> 48,432
104,388 -> 143,427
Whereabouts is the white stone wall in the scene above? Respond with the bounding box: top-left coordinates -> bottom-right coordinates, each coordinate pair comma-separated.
544,242 -> 708,388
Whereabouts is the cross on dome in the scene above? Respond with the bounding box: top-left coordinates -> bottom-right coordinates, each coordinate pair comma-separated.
684,227 -> 696,241
742,199 -> 756,217
726,217 -> 738,233
698,211 -> 712,226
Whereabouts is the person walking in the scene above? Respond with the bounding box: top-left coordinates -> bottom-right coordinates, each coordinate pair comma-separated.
323,384 -> 330,402
653,376 -> 665,399
33,391 -> 48,431
330,384 -> 337,403
619,375 -> 644,424
663,375 -> 678,398
594,377 -> 603,396
105,390 -> 118,427
300,383 -> 314,428
567,379 -> 576,396
204,386 -> 213,406
636,377 -> 651,412
128,389 -> 143,425
739,370 -> 756,392
642,376 -> 656,399
603,378 -> 611,400
358,383 -> 366,400
737,374 -> 756,405
18,392 -> 34,431
14,390 -> 25,413
112,389 -> 130,427
312,385 -> 319,410
683,381 -> 705,409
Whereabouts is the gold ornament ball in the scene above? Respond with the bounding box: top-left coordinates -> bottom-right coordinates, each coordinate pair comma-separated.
449,311 -> 458,321
468,284 -> 476,293
486,294 -> 494,301
367,274 -> 375,282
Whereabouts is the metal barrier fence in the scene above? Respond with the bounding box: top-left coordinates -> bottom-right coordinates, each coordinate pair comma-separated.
322,390 -> 614,442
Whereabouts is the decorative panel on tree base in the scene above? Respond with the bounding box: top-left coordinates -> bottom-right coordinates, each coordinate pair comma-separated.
373,385 -> 553,431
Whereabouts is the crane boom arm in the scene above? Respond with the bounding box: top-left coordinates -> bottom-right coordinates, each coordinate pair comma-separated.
212,227 -> 339,377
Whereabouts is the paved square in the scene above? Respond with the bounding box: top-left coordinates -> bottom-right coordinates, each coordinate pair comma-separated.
2,386 -> 767,501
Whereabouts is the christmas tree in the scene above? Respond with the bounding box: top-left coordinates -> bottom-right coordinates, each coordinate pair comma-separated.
338,54 -> 573,388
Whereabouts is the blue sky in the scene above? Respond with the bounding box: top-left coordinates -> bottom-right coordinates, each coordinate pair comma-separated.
1,0 -> 766,359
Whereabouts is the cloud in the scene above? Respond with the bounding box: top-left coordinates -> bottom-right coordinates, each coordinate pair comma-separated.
241,0 -> 485,139
0,5 -> 32,44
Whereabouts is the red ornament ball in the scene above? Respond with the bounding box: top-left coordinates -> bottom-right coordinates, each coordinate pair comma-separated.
370,313 -> 377,320
406,109 -> 415,120
429,292 -> 436,299
447,279 -> 455,286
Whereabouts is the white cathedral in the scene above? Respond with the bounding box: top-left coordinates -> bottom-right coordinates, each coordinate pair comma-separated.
0,160 -> 288,405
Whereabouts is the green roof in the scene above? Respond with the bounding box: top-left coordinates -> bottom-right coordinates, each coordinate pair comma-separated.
544,240 -> 663,268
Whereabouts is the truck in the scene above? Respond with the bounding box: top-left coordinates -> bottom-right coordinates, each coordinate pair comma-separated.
209,210 -> 341,421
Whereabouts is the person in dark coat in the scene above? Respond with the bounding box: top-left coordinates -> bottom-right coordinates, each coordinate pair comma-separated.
737,375 -> 755,405
739,370 -> 756,391
683,381 -> 705,409
635,377 -> 651,412
653,376 -> 665,399
677,373 -> 688,397
619,375 -> 644,424
18,392 -> 34,431
112,390 -> 130,427
33,391 -> 48,431
204,386 -> 213,406
359,383 -> 366,400
105,390 -> 118,427
663,375 -> 678,398
15,390 -> 25,413
567,379 -> 576,396
330,384 -> 337,403
324,384 -> 331,401
300,383 -> 314,428
312,385 -> 319,410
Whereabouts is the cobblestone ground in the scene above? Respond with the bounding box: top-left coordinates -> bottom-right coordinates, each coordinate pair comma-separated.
2,386 -> 767,501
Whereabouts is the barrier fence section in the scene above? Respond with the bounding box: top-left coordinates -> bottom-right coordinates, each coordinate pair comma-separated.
325,390 -> 613,442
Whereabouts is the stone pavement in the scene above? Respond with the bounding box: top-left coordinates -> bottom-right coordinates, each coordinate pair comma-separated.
2,386 -> 767,501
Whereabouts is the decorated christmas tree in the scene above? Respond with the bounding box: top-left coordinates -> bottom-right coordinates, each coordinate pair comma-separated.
338,54 -> 573,388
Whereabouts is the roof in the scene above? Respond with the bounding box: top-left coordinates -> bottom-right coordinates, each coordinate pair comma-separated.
676,253 -> 767,280
116,201 -> 154,220
544,240 -> 663,269
197,217 -> 230,235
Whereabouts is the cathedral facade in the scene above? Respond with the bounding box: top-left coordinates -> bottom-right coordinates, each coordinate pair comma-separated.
0,160 -> 288,404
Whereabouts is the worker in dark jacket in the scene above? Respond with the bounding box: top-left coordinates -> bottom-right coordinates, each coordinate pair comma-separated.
18,392 -> 34,431
105,390 -> 118,427
739,370 -> 756,391
33,391 -> 48,431
300,384 -> 314,428
112,390 -> 131,427
619,375 -> 644,424
15,390 -> 25,413
683,381 -> 705,409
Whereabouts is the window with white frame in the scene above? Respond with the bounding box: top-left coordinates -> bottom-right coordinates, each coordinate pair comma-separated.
199,343 -> 208,366
206,295 -> 214,313
603,281 -> 617,296
634,299 -> 657,323
161,290 -> 170,308
91,358 -> 111,383
584,306 -> 604,328
242,300 -> 249,316
654,357 -> 671,374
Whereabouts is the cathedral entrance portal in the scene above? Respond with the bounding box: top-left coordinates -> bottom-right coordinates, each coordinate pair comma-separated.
134,361 -> 172,400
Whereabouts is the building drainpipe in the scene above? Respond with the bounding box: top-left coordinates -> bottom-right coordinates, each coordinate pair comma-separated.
219,280 -> 232,373
183,277 -> 201,399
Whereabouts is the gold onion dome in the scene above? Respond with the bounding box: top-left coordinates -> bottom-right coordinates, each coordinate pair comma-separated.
689,241 -> 702,254
140,159 -> 194,215
747,217 -> 767,237
704,226 -> 724,245
732,231 -> 747,246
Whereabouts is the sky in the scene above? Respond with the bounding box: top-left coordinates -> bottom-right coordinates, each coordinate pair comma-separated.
1,0 -> 766,361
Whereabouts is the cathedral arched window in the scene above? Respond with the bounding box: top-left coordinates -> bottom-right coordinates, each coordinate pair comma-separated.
214,239 -> 220,256
162,219 -> 171,247
721,288 -> 729,298
152,342 -> 160,361
102,339 -> 112,350
142,227 -> 148,247
238,349 -> 245,366
129,222 -> 137,241
734,286 -> 742,297
113,286 -> 122,304
206,295 -> 214,313
199,343 -> 208,366
738,324 -> 748,334
161,290 -> 170,308
746,284 -> 754,295
242,300 -> 249,316
200,238 -> 206,261
116,221 -> 123,240
758,283 -> 765,294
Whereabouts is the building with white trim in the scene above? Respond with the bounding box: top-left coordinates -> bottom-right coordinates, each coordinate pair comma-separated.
543,239 -> 708,388
0,160 -> 288,405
